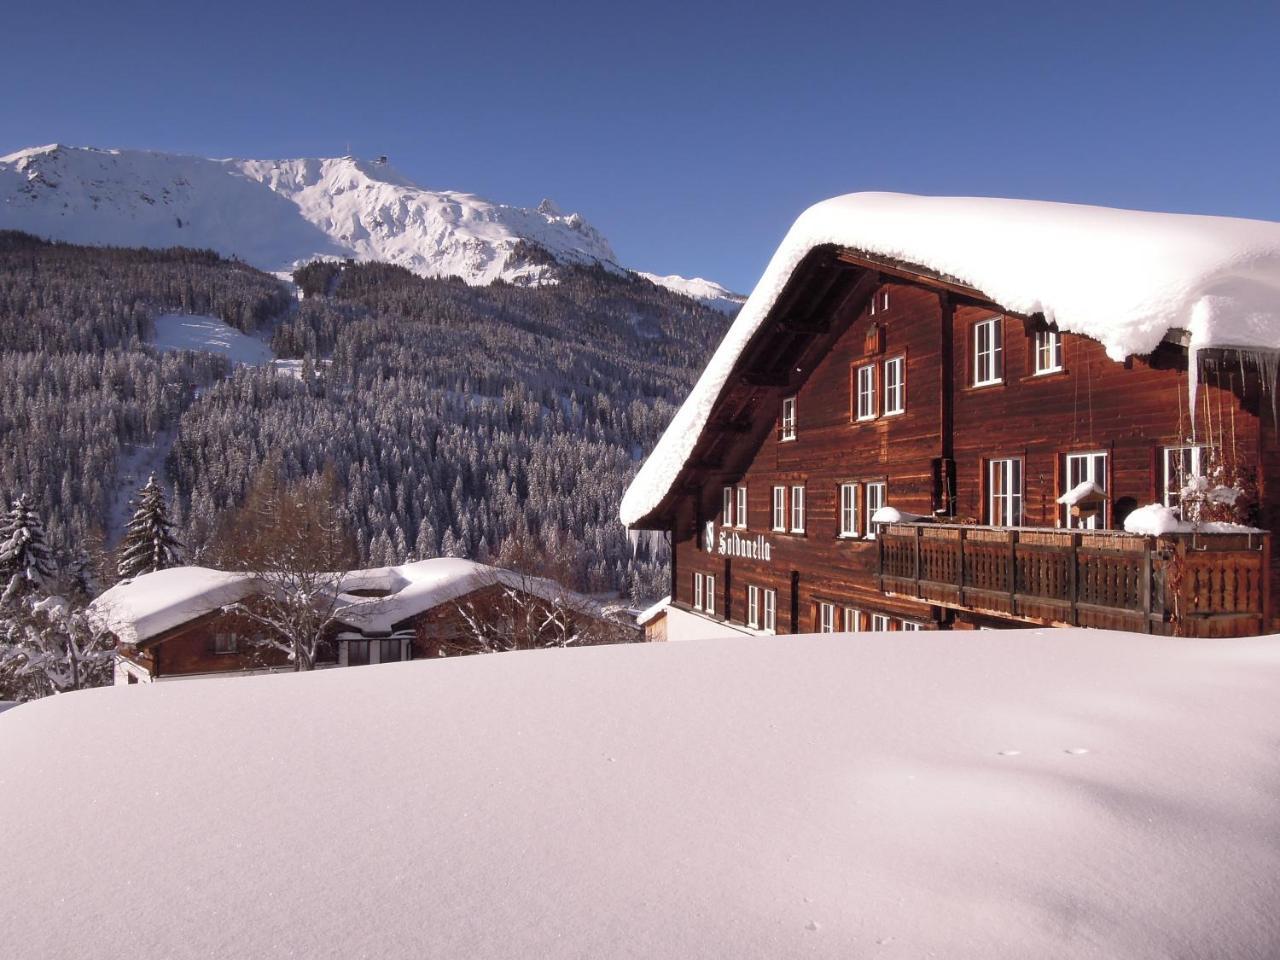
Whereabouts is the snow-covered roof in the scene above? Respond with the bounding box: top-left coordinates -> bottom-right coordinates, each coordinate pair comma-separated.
635,595 -> 671,627
332,558 -> 604,633
621,193 -> 1280,526
3,629 -> 1279,957
87,559 -> 605,644
87,567 -> 257,646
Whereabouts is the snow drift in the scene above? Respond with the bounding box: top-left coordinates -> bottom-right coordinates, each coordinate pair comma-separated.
2,629 -> 1279,959
621,192 -> 1280,526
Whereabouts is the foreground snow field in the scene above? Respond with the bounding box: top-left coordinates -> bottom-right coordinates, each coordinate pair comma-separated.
2,629 -> 1278,959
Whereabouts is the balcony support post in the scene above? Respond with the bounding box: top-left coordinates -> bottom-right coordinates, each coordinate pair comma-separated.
1068,532 -> 1080,627
1141,545 -> 1153,634
914,525 -> 922,595
1008,530 -> 1017,613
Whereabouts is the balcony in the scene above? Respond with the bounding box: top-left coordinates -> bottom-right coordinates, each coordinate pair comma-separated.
876,523 -> 1271,637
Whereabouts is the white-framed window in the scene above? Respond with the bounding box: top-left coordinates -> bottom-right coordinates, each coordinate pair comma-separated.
843,607 -> 861,632
870,613 -> 892,631
705,575 -> 716,616
781,396 -> 797,441
212,632 -> 238,655
722,486 -> 733,527
736,486 -> 748,529
839,482 -> 859,538
693,572 -> 704,611
898,620 -> 922,631
855,364 -> 876,420
771,486 -> 787,531
763,589 -> 777,633
989,458 -> 1023,526
1163,445 -> 1208,519
870,289 -> 890,315
1063,451 -> 1108,529
973,316 -> 1003,386
1034,329 -> 1063,374
819,602 -> 835,633
747,584 -> 760,629
790,485 -> 806,533
864,481 -> 887,538
882,356 -> 905,415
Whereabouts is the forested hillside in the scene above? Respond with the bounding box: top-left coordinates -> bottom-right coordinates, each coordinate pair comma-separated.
0,232 -> 728,601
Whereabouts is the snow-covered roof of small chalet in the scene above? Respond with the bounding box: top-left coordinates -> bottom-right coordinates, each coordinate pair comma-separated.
332,558 -> 604,634
87,559 -> 605,645
87,567 -> 257,646
620,192 -> 1280,527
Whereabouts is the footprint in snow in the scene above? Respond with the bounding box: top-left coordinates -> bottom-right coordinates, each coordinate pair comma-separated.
1065,748 -> 1091,756
805,921 -> 820,932
997,750 -> 1021,756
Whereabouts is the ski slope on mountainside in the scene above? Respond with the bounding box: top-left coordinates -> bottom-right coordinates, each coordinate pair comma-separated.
2,629 -> 1278,959
0,145 -> 735,305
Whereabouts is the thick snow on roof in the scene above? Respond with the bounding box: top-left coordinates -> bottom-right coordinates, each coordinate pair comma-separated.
87,566 -> 256,645
621,193 -> 1280,526
88,559 -> 604,643
333,558 -> 603,633
2,630 -> 1279,958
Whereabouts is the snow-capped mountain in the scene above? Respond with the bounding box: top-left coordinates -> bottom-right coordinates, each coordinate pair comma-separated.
635,272 -> 745,313
0,144 -> 734,302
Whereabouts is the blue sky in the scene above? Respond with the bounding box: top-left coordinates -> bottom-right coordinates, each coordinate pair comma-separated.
5,0 -> 1279,292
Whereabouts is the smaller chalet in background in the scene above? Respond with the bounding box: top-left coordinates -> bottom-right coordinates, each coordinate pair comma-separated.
623,193 -> 1280,639
89,559 -> 636,684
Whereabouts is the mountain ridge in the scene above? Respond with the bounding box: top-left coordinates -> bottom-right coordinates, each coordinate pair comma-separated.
0,143 -> 743,310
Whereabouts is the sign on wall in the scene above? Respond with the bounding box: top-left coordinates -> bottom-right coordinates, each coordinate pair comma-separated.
705,522 -> 773,562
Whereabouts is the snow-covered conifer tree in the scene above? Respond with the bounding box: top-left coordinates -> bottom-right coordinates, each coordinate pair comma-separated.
117,475 -> 182,579
0,494 -> 56,604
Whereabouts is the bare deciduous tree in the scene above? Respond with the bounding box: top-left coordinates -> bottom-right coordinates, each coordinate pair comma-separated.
441,564 -> 637,657
216,459 -> 358,671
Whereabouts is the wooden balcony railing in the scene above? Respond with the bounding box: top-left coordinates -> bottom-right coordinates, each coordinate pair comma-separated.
876,523 -> 1271,637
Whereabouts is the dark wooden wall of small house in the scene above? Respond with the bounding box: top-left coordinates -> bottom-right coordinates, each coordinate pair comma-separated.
144,611 -> 304,678
671,277 -> 1274,634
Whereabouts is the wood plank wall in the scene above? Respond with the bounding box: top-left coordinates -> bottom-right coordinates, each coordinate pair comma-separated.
672,276 -> 1274,635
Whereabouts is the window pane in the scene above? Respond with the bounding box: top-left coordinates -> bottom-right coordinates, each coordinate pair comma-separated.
737,487 -> 747,528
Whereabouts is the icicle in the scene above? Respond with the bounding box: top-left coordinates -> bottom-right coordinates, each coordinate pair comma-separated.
1187,344 -> 1199,441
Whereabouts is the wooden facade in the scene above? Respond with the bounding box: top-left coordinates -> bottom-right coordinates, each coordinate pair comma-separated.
630,246 -> 1278,637
114,607 -> 334,683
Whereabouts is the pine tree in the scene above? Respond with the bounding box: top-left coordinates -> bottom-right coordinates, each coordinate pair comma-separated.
117,475 -> 182,579
0,495 -> 56,604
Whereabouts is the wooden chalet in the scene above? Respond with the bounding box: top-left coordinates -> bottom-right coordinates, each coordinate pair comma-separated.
623,195 -> 1280,639
92,560 -> 635,684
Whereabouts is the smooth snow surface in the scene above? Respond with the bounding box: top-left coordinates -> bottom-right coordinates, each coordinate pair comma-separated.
636,272 -> 745,312
621,192 -> 1280,526
150,313 -> 275,365
2,630 -> 1279,959
0,145 -> 618,286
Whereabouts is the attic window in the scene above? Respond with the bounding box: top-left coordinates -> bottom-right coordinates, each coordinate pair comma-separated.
780,397 -> 797,441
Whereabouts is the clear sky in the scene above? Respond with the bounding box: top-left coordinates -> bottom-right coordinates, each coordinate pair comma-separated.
4,0 -> 1279,292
